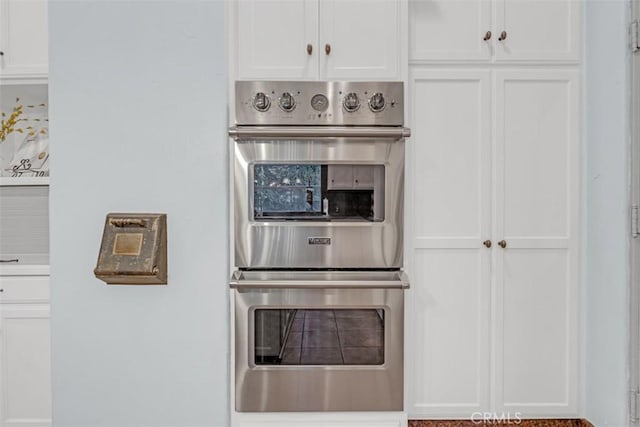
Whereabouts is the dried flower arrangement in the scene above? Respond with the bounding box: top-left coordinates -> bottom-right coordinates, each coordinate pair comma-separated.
0,98 -> 48,142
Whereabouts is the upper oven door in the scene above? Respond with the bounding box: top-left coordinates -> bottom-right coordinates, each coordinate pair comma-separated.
232,130 -> 405,269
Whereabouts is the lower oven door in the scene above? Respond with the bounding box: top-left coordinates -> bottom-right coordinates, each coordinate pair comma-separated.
232,270 -> 408,412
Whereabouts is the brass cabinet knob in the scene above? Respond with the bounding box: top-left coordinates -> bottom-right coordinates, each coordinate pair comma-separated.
325,44 -> 331,55
483,31 -> 492,41
498,240 -> 507,248
307,44 -> 313,55
483,240 -> 492,248
498,30 -> 507,41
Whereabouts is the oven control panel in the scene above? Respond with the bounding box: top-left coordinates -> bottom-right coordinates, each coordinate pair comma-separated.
235,81 -> 404,126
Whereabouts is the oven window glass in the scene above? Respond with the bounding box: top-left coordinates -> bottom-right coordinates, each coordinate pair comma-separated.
254,309 -> 385,365
252,164 -> 385,221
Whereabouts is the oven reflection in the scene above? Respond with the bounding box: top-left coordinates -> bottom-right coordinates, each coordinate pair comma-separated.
254,309 -> 384,366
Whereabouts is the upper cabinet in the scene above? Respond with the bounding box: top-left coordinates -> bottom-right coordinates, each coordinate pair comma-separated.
232,0 -> 406,81
409,0 -> 580,63
0,0 -> 48,82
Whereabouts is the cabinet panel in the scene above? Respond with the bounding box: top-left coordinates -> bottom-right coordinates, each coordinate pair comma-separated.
408,250 -> 490,417
495,0 -> 580,62
499,77 -> 571,238
235,0 -> 319,80
411,70 -> 491,240
408,69 -> 579,417
320,0 -> 402,80
0,306 -> 51,427
496,249 -> 576,414
0,0 -> 48,79
0,276 -> 49,303
0,186 -> 49,264
234,412 -> 407,426
410,0 -> 491,61
409,0 -> 580,63
494,70 -> 579,415
408,71 -> 491,417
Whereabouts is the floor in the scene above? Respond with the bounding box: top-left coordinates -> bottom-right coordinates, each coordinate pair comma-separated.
408,420 -> 593,427
280,309 -> 384,365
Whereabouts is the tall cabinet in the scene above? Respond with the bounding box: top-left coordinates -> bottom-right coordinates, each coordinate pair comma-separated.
407,0 -> 581,418
0,0 -> 51,425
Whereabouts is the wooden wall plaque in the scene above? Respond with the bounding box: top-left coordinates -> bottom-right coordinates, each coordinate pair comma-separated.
94,213 -> 167,285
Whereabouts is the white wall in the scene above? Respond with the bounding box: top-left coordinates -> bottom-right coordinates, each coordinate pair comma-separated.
48,1 -> 229,426
583,0 -> 631,424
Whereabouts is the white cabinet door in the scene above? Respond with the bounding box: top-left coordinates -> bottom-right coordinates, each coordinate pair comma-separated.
231,0 -> 405,81
407,69 -> 492,418
494,0 -> 580,62
407,69 -> 580,418
0,0 -> 48,79
409,0 -> 492,62
493,70 -> 579,416
234,0 -> 319,80
0,305 -> 51,427
409,0 -> 580,63
320,0 -> 404,80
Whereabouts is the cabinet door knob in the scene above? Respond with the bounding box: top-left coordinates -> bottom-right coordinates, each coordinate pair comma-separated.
483,31 -> 492,41
325,44 -> 331,55
483,240 -> 492,248
498,240 -> 507,248
307,44 -> 313,55
0,51 -> 4,56
498,30 -> 507,41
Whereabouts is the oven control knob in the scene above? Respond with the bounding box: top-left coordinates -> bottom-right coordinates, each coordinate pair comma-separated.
343,92 -> 360,112
369,92 -> 386,112
279,92 -> 296,112
253,92 -> 271,112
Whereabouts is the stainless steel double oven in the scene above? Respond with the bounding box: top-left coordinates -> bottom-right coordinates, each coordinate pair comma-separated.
230,81 -> 410,412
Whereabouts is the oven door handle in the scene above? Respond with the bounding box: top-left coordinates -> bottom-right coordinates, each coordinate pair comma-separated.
228,126 -> 411,140
230,271 -> 410,289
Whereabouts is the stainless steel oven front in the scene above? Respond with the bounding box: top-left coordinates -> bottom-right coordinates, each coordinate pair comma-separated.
230,81 -> 410,413
232,271 -> 407,412
230,81 -> 408,270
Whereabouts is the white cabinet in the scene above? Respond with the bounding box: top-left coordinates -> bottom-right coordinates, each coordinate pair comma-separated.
319,0 -> 404,80
232,0 -> 406,80
407,69 -> 579,418
409,0 -> 580,63
407,69 -> 491,417
234,0 -> 318,80
493,70 -> 579,415
0,275 -> 51,427
0,0 -> 48,81
0,184 -> 49,264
